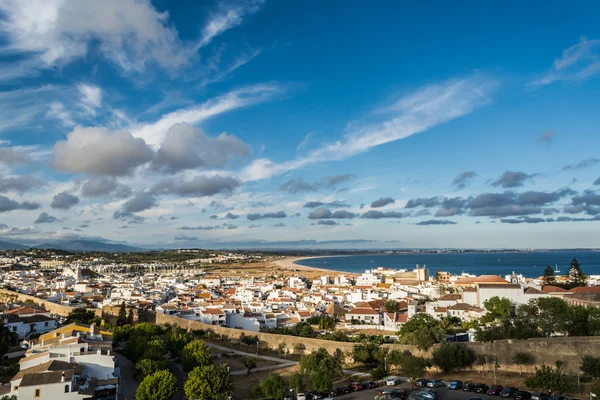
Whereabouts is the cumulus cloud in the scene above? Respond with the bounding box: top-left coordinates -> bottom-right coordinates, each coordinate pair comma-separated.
279,178 -> 318,193
0,0 -> 196,74
225,212 -> 240,220
122,192 -> 156,213
561,158 -> 600,171
415,209 -> 431,217
595,177 -> 600,185
0,176 -> 43,193
151,175 -> 241,197
178,225 -> 220,231
360,210 -> 409,219
247,211 -> 286,221
452,171 -> 476,189
516,189 -> 575,206
416,219 -> 457,225
50,191 -> 79,210
501,217 -> 547,224
491,171 -> 535,188
151,122 -> 250,173
370,197 -> 395,208
405,197 -> 440,208
317,220 -> 338,226
303,200 -> 350,209
538,130 -> 555,145
34,212 -> 58,224
52,126 -> 154,176
273,222 -> 285,228
81,177 -> 118,197
174,235 -> 197,241
0,195 -> 41,213
307,208 -> 357,219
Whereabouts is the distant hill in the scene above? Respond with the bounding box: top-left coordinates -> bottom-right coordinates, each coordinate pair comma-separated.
34,240 -> 143,253
0,240 -> 27,250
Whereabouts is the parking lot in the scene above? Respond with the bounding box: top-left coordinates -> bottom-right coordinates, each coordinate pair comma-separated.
324,383 -> 501,400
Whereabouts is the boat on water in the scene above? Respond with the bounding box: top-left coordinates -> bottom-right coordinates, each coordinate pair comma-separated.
555,264 -> 560,273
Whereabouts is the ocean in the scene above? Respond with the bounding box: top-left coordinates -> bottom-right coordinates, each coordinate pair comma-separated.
293,251 -> 600,278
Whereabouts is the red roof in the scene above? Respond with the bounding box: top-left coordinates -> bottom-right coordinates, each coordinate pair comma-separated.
542,285 -> 568,293
568,286 -> 600,293
347,308 -> 379,315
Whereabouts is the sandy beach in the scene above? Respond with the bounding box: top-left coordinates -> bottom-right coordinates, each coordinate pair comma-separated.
272,255 -> 354,275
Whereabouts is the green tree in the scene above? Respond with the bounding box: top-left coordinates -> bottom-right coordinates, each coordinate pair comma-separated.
542,266 -> 556,287
513,352 -> 533,375
135,359 -> 169,380
135,369 -> 177,400
477,354 -> 487,372
0,320 -> 18,359
518,297 -> 570,337
241,334 -> 259,348
277,343 -> 288,359
244,357 -> 257,374
580,355 -> 600,378
127,308 -> 135,325
287,372 -> 305,392
482,296 -> 512,322
181,340 -> 213,372
252,373 -> 287,399
384,300 -> 402,313
298,348 -> 343,392
352,341 -> 387,368
165,328 -> 193,358
567,258 -> 587,287
525,362 -> 576,394
397,314 -> 445,350
184,364 -> 233,400
117,302 -> 127,326
431,342 -> 475,372
65,308 -> 97,324
398,355 -> 428,383
318,316 -> 335,330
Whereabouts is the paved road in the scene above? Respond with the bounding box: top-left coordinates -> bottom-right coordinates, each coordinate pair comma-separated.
115,353 -> 138,400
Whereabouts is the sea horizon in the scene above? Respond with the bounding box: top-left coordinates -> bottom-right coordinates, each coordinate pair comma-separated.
293,250 -> 600,278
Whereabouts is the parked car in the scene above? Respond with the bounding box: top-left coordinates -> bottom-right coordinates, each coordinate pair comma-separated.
375,389 -> 408,399
427,380 -> 445,388
470,397 -> 485,400
532,393 -> 550,400
386,376 -> 402,386
283,394 -> 294,400
501,387 -> 519,398
416,379 -> 430,387
363,381 -> 377,389
297,394 -> 306,400
488,385 -> 504,395
475,384 -> 490,393
515,390 -> 533,400
551,396 -> 569,400
414,389 -> 437,400
351,382 -> 367,391
449,380 -> 464,390
463,382 -> 476,392
308,391 -> 324,399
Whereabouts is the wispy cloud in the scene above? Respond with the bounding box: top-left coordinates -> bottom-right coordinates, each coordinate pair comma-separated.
241,74 -> 497,181
533,37 -> 600,85
77,84 -> 102,116
195,1 -> 265,50
132,83 -> 285,146
199,48 -> 262,88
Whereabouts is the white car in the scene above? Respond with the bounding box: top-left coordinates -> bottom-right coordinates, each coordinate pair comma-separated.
386,376 -> 401,386
297,394 -> 306,400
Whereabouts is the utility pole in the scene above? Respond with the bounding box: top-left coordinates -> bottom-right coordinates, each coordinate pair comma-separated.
576,369 -> 581,399
493,361 -> 500,385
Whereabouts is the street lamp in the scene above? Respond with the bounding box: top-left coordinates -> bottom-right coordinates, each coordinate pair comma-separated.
576,369 -> 582,399
384,354 -> 388,373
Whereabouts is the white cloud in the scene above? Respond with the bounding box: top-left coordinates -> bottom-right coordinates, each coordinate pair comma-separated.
533,37 -> 600,85
46,101 -> 75,127
77,84 -> 102,116
131,83 -> 284,146
0,0 -> 192,73
241,75 -> 498,181
195,1 -> 264,50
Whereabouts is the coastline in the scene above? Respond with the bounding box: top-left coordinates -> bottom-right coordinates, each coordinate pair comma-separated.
272,255 -> 354,275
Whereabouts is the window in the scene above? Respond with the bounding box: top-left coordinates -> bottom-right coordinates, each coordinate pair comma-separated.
34,388 -> 40,397
65,384 -> 70,393
44,322 -> 49,327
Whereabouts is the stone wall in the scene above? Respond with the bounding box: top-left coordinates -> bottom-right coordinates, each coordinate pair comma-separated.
146,310 -> 600,374
0,289 -> 101,317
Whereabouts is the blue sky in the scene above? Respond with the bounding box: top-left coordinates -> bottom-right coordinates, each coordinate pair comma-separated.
1,0 -> 600,249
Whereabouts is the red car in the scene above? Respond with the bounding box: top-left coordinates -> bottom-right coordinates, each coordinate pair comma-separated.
488,385 -> 504,396
351,382 -> 367,391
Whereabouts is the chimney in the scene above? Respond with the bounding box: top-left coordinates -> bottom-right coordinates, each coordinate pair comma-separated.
61,372 -> 65,382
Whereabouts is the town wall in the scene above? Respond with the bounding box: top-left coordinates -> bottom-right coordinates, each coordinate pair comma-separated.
0,289 -> 101,317
148,311 -> 600,373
